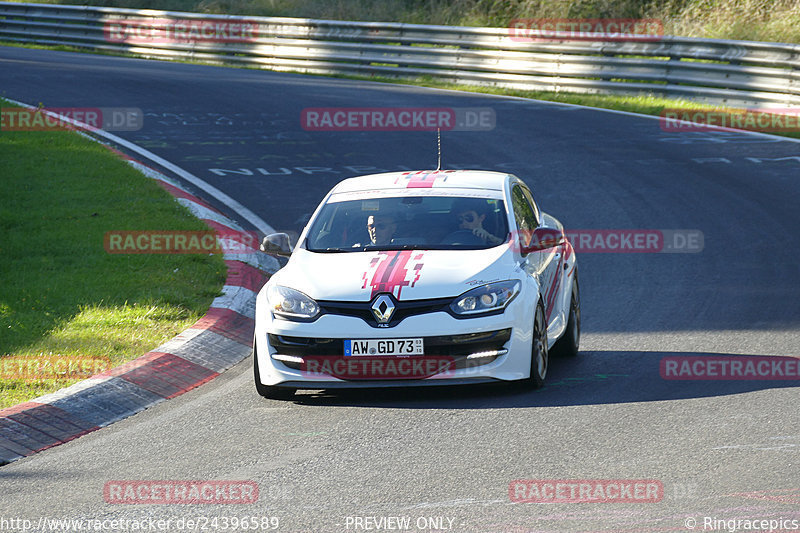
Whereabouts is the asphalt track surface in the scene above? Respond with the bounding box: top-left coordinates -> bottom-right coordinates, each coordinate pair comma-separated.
1,46 -> 799,532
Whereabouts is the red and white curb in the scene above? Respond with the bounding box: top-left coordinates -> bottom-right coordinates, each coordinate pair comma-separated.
0,148 -> 278,466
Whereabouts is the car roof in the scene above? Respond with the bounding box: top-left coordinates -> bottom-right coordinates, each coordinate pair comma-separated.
330,170 -> 512,194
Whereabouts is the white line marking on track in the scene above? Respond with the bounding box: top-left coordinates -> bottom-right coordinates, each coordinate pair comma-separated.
4,97 -> 276,235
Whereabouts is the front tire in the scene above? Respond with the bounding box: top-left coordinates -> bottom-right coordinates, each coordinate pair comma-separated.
253,338 -> 295,400
551,273 -> 580,358
526,301 -> 549,388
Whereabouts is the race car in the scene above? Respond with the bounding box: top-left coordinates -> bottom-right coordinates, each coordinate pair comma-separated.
253,169 -> 580,399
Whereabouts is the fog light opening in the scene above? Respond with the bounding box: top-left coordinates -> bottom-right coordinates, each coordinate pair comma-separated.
466,349 -> 508,360
272,353 -> 305,364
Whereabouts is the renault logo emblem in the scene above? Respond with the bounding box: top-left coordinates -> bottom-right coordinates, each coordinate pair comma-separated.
371,294 -> 396,325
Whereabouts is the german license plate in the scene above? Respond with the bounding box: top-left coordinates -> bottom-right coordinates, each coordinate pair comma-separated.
344,338 -> 423,356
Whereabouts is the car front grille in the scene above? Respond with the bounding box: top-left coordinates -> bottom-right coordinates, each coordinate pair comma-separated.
268,328 -> 512,373
318,297 -> 452,328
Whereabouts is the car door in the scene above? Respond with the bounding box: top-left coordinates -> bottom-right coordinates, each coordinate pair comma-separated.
521,185 -> 563,323
512,184 -> 562,323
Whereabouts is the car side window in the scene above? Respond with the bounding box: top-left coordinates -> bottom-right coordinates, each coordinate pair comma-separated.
520,186 -> 541,227
511,185 -> 537,246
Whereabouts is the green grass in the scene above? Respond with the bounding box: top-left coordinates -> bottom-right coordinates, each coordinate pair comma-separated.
6,0 -> 800,43
3,1 -> 797,406
0,101 -> 227,408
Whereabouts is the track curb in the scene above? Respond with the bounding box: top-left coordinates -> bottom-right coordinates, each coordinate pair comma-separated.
0,135 -> 276,466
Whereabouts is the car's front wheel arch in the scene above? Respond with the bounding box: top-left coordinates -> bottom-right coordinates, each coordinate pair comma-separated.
551,270 -> 580,358
253,336 -> 295,400
524,298 -> 549,388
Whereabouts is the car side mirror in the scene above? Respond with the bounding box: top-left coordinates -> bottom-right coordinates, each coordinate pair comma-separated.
520,227 -> 565,254
260,233 -> 292,257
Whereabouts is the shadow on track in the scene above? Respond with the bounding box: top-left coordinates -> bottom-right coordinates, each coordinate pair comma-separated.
284,350 -> 800,409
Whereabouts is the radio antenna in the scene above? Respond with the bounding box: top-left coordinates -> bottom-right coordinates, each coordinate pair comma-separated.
436,128 -> 442,171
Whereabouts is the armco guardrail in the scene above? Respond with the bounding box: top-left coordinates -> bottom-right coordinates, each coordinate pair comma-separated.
2,2 -> 800,108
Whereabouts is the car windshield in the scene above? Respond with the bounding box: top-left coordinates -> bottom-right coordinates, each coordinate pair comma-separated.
305,195 -> 509,252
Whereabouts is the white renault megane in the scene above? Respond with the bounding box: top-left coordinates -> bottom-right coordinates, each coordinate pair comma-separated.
253,170 -> 579,399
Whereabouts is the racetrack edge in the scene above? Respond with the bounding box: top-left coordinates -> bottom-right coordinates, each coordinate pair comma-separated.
0,103 -> 277,466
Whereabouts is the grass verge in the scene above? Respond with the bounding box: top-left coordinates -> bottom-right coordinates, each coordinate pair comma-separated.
0,100 -> 227,409
1,40 -> 792,409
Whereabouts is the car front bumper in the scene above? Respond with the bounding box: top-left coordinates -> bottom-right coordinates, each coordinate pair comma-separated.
254,289 -> 538,389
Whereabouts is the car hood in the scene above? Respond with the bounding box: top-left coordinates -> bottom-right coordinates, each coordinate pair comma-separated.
271,246 -> 518,301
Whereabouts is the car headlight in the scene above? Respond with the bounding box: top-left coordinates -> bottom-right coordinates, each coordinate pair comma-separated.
267,285 -> 320,320
450,280 -> 521,316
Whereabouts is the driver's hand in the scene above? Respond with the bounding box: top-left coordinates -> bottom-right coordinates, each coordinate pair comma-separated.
473,227 -> 502,244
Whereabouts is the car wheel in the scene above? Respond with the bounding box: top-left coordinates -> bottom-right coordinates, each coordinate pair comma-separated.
253,338 -> 295,400
527,301 -> 549,389
551,272 -> 580,358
